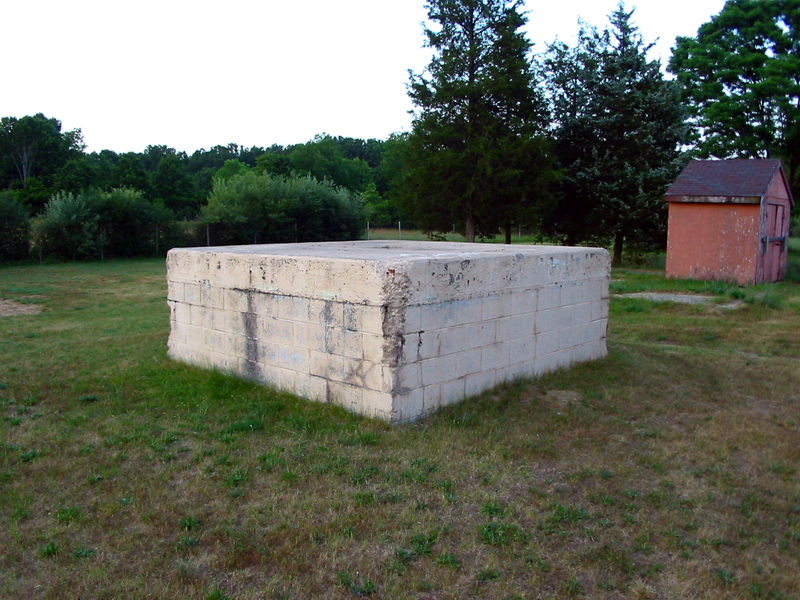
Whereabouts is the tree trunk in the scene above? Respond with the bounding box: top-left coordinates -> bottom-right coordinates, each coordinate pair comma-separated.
465,213 -> 476,243
504,222 -> 512,244
613,230 -> 624,266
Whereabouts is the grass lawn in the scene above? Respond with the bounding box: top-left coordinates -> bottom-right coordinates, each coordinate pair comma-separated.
1,246 -> 799,599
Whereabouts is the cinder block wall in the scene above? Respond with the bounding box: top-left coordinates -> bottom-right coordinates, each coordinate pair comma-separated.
167,242 -> 609,423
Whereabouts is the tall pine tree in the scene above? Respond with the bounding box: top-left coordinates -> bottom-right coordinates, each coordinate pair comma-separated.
404,0 -> 552,242
544,5 -> 686,263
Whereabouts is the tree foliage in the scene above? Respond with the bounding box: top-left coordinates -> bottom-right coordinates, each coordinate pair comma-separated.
289,135 -> 372,192
669,0 -> 800,193
404,0 -> 552,242
202,172 -> 362,245
543,5 -> 686,263
0,191 -> 30,261
0,113 -> 84,210
34,188 -> 173,260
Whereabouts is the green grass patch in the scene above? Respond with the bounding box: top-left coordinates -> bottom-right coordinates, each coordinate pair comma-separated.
0,250 -> 799,598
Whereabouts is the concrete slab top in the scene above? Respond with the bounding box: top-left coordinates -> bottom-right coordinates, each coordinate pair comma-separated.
168,241 -> 609,307
181,240 -> 592,262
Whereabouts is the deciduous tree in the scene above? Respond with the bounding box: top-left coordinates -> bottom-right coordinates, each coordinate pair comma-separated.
669,0 -> 800,194
0,113 -> 84,210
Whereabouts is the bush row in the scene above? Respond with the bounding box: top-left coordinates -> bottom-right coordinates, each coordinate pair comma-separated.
0,173 -> 364,262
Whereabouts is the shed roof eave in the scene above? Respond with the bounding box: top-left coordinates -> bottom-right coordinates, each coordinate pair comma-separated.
664,195 -> 762,205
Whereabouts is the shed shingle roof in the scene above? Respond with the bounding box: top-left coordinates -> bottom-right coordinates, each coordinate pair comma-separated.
666,159 -> 783,198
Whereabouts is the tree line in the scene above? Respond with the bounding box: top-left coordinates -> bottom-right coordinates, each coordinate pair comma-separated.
2,0 -> 797,264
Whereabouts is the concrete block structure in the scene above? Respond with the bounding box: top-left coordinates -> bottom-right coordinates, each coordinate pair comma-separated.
167,241 -> 609,423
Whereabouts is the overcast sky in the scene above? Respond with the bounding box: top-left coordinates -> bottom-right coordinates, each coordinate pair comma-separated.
2,0 -> 726,154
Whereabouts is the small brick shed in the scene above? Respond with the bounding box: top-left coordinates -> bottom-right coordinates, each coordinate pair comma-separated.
665,159 -> 794,285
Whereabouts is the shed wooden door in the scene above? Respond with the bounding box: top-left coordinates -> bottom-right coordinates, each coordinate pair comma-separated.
765,203 -> 786,282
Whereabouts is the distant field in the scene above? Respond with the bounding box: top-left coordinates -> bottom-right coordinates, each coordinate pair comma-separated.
1,246 -> 798,599
364,227 -> 545,245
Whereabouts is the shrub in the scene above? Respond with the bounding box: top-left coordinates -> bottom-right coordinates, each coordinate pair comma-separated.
34,191 -> 99,259
203,172 -> 363,245
34,188 -> 175,260
93,188 -> 171,257
0,191 -> 30,261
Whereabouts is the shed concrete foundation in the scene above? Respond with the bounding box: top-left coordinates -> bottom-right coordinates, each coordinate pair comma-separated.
166,241 -> 609,423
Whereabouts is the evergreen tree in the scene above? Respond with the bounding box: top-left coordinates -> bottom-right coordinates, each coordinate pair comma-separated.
405,0 -> 552,242
544,5 -> 686,263
669,0 -> 800,194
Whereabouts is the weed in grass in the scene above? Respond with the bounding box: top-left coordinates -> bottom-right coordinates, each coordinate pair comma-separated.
563,578 -> 585,596
383,492 -> 404,504
600,469 -> 614,480
527,553 -> 553,572
436,553 -> 461,569
479,521 -> 525,546
411,530 -> 439,556
19,449 -> 41,462
351,465 -> 380,486
181,516 -> 202,531
56,506 -> 81,524
354,492 -> 376,507
223,417 -> 264,434
280,469 -> 299,483
402,458 -> 439,483
339,430 -> 380,446
395,547 -> 417,564
476,569 -> 501,582
177,536 -> 199,549
749,582 -> 788,599
119,497 -> 133,506
768,463 -> 796,477
481,501 -> 507,518
338,572 -> 376,596
623,489 -> 641,500
396,530 -> 440,562
225,467 -> 249,488
259,450 -> 286,472
78,394 -> 99,403
207,588 -> 231,600
71,547 -> 96,558
39,542 -> 59,558
590,543 -> 635,575
715,568 -> 737,586
544,504 -> 591,533
634,533 -> 655,555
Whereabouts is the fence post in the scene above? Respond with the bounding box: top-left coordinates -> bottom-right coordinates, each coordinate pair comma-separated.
398,221 -> 401,240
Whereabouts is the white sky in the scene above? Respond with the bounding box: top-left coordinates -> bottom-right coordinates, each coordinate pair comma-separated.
1,0 -> 725,154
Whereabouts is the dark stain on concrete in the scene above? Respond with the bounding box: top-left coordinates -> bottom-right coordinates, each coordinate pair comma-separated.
242,291 -> 260,379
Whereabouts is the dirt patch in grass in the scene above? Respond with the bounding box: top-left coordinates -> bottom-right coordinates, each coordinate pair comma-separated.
0,299 -> 43,317
616,292 -> 744,309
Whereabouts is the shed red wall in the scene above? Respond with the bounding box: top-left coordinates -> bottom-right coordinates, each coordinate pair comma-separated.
666,202 -> 761,285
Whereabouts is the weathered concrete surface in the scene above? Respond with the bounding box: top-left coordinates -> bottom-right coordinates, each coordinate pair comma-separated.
167,241 -> 610,423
